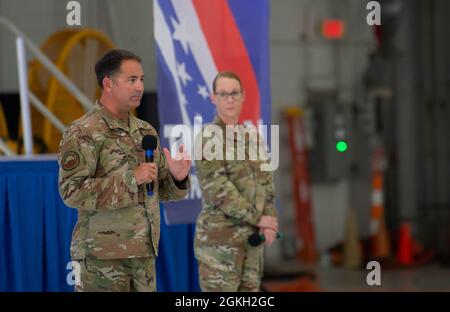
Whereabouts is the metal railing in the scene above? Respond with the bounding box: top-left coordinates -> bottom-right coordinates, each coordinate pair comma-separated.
0,16 -> 93,156
0,138 -> 14,156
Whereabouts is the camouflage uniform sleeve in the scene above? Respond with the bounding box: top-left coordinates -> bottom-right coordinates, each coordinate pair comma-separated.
196,158 -> 261,226
262,171 -> 278,218
58,125 -> 139,211
256,132 -> 278,219
157,140 -> 190,202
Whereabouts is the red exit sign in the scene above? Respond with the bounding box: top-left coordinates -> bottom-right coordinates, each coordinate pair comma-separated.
322,19 -> 345,39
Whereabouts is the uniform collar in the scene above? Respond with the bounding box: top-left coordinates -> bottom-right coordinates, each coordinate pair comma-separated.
213,115 -> 242,129
94,100 -> 150,133
212,115 -> 247,142
212,115 -> 226,129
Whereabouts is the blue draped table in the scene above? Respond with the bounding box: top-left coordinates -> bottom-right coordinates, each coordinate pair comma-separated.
0,156 -> 199,291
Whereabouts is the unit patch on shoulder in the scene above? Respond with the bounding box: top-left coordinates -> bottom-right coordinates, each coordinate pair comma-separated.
61,151 -> 80,171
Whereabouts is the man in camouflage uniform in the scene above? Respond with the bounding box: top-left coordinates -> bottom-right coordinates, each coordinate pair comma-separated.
58,49 -> 191,292
194,72 -> 278,291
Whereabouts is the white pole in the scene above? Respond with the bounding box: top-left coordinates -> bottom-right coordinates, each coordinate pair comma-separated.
0,16 -> 93,111
16,36 -> 33,155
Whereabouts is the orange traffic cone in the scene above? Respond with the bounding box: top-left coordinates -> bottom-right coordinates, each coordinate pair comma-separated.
343,209 -> 362,268
371,218 -> 391,259
396,222 -> 413,266
369,170 -> 391,259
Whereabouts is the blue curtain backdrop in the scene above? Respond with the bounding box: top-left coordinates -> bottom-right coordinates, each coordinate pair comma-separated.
0,158 -> 199,292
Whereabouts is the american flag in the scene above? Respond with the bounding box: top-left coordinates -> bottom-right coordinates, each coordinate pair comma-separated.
154,0 -> 271,224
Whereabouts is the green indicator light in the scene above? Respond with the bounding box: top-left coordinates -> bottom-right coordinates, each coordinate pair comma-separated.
336,141 -> 348,152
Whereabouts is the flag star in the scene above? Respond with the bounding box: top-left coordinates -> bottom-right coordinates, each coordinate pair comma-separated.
180,92 -> 188,106
171,17 -> 190,54
197,85 -> 209,100
177,62 -> 192,86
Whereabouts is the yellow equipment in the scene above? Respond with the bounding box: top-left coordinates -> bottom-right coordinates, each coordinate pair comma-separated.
28,29 -> 115,153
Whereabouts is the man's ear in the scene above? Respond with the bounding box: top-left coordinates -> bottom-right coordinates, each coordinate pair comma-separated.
102,76 -> 112,91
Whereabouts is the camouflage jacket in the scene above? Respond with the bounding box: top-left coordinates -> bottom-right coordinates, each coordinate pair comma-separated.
58,101 -> 189,260
194,116 -> 277,247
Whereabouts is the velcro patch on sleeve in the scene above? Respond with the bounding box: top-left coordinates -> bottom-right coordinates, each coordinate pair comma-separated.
61,150 -> 80,171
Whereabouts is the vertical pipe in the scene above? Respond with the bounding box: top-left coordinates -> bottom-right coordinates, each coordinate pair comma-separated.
16,36 -> 33,155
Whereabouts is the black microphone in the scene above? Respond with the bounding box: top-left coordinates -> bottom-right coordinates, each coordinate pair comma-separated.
248,232 -> 284,247
141,135 -> 158,196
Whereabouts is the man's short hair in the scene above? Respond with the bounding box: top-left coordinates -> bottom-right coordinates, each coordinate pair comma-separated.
95,49 -> 141,89
212,71 -> 243,93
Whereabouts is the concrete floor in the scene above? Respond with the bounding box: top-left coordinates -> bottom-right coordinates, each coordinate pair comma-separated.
263,261 -> 450,292
315,264 -> 450,291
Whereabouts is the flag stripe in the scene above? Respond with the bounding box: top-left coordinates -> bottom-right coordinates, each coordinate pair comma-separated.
154,0 -> 191,126
227,0 -> 271,125
192,0 -> 261,124
170,0 -> 218,93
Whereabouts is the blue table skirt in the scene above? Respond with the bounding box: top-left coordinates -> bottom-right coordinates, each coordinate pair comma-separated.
0,157 -> 199,291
